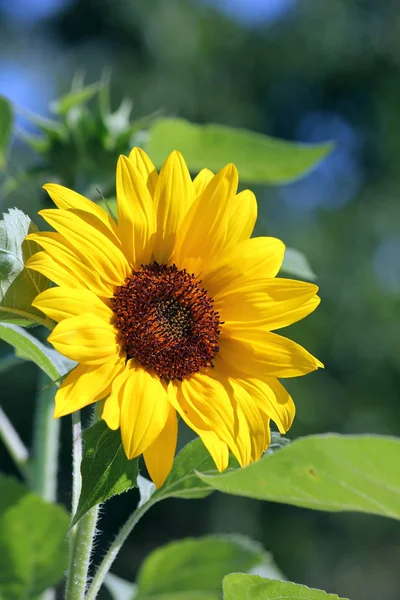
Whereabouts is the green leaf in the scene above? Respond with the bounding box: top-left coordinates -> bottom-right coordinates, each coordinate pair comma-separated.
73,420 -> 139,526
0,322 -> 73,380
223,574 -> 348,600
0,208 -> 51,326
0,474 -> 69,600
135,535 -> 266,600
145,118 -> 333,184
197,434 -> 400,520
50,82 -> 103,116
280,247 -> 317,281
154,438 -> 225,501
0,96 -> 13,169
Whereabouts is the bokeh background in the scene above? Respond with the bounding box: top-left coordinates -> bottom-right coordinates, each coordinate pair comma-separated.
1,1 -> 400,599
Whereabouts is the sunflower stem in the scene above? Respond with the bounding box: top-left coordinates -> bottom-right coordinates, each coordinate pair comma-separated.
65,411 -> 100,600
84,497 -> 159,600
65,505 -> 100,600
31,372 -> 60,502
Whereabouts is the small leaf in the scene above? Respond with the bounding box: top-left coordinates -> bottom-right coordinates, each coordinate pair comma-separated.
137,475 -> 156,508
223,574 -> 348,600
0,474 -> 69,600
145,118 -> 333,184
197,434 -> 400,520
73,420 -> 139,526
135,535 -> 266,600
0,322 -> 74,380
50,82 -> 103,116
0,96 -> 13,169
0,208 -> 51,326
104,572 -> 137,600
280,247 -> 317,281
154,438 -> 223,501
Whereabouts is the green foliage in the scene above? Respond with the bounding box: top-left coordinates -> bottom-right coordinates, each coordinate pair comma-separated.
0,322 -> 73,380
134,535 -> 267,600
197,434 -> 400,520
0,96 -> 13,169
0,474 -> 69,599
280,247 -> 317,281
154,438 -> 227,501
145,118 -> 333,184
0,208 -> 51,326
72,420 -> 139,526
50,81 -> 104,116
223,574 -> 348,599
16,78 -> 158,192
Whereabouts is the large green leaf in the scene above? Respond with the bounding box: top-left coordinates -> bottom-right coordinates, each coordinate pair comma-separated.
145,118 -> 333,184
0,208 -> 51,326
72,420 -> 139,526
0,474 -> 69,600
0,96 -> 13,169
0,322 -> 73,381
223,574 -> 348,600
135,535 -> 266,600
197,434 -> 400,520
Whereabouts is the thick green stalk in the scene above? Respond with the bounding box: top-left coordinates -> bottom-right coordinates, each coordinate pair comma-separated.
65,411 -> 100,600
65,505 -> 100,600
31,372 -> 60,502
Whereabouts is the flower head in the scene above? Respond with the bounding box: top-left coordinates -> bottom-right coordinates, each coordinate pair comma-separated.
26,149 -> 322,487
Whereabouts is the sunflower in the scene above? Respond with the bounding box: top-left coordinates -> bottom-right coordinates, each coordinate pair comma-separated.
26,149 -> 322,487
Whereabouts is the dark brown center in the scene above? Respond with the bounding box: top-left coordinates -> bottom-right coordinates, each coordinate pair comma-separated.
111,262 -> 222,380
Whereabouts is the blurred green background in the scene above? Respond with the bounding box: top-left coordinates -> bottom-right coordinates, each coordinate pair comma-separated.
1,1 -> 400,599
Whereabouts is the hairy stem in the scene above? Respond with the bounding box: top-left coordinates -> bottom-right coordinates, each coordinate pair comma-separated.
85,497 -> 159,600
65,506 -> 100,600
65,411 -> 100,600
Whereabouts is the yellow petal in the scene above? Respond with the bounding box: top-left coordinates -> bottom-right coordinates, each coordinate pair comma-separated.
225,189 -> 257,246
102,391 -> 121,430
26,251 -> 84,289
128,147 -> 158,196
220,330 -> 322,378
201,237 -> 285,297
238,376 -> 295,435
192,168 -> 214,197
173,163 -> 238,269
169,380 -> 229,472
215,278 -> 319,329
197,430 -> 230,472
173,372 -> 255,467
227,378 -> 270,461
48,313 -> 119,365
32,286 -> 113,323
116,155 -> 156,266
143,400 -> 178,488
38,209 -> 130,286
26,233 -> 116,297
117,365 -> 170,459
153,150 -> 194,264
43,183 -> 119,238
54,356 -> 125,418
